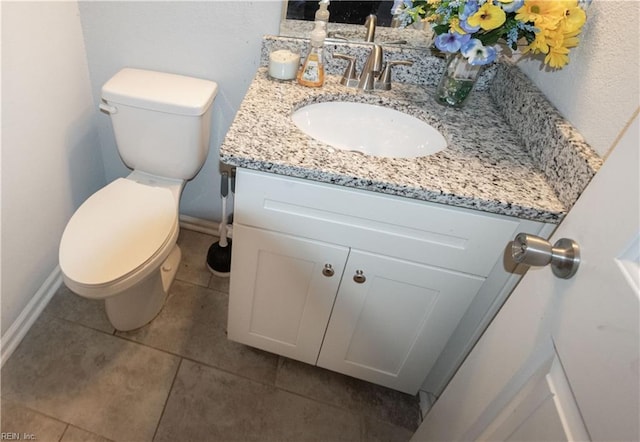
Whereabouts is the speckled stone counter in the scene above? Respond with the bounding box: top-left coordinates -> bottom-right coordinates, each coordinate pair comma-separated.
220,38 -> 601,224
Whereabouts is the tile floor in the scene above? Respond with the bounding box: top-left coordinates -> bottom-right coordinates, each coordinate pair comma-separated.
1,229 -> 421,442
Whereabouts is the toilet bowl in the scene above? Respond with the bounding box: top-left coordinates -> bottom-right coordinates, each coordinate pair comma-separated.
59,172 -> 183,330
59,68 -> 218,331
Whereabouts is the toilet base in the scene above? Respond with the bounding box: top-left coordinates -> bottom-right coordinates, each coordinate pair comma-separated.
105,244 -> 182,331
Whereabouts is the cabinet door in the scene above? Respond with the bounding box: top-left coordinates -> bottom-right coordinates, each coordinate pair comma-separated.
317,250 -> 484,394
227,224 -> 349,365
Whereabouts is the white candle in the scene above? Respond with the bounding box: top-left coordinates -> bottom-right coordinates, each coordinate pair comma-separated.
269,50 -> 300,80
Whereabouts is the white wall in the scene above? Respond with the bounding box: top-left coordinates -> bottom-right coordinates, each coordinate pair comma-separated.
517,0 -> 639,157
0,0 -> 281,359
78,1 -> 282,220
1,1 -> 105,336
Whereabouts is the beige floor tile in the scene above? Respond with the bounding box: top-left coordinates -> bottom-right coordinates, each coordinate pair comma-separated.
1,317 -> 179,442
0,399 -> 67,442
61,426 -> 113,442
363,416 -> 415,442
154,359 -> 362,442
176,229 -> 216,287
208,272 -> 230,294
42,284 -> 114,334
275,358 -> 421,431
117,280 -> 278,384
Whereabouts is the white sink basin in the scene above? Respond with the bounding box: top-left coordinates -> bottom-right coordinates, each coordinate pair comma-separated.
292,101 -> 447,158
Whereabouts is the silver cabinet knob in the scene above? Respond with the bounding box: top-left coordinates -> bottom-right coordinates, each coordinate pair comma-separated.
511,233 -> 580,279
353,270 -> 366,284
322,264 -> 335,277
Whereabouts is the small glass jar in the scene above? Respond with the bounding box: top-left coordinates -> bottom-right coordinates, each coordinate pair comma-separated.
436,53 -> 483,108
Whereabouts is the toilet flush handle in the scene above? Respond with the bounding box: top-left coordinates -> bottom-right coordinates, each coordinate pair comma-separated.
99,102 -> 118,114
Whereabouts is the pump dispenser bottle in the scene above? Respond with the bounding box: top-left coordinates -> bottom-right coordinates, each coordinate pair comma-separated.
315,0 -> 330,23
297,21 -> 326,87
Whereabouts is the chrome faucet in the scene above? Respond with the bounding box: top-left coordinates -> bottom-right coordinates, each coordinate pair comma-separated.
333,44 -> 414,92
364,14 -> 377,42
358,44 -> 384,91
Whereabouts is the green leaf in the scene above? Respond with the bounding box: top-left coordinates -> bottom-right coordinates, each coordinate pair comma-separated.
478,28 -> 505,46
433,24 -> 450,35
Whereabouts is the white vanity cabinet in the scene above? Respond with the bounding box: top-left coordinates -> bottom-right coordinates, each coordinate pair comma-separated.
227,168 -> 552,394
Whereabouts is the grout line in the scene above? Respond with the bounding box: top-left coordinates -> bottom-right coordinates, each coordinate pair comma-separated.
0,400 -> 73,440
174,274 -> 229,295
174,274 -> 211,289
272,359 -> 419,432
152,357 -> 183,442
52,316 -> 117,338
57,424 -> 69,442
276,386 -> 420,432
168,354 -> 279,389
105,332 -> 280,391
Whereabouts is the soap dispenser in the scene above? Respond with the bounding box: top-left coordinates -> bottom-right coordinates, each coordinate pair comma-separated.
315,0 -> 330,24
297,21 -> 326,87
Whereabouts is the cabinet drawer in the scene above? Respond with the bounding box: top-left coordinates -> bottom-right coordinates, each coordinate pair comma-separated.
235,169 -> 521,276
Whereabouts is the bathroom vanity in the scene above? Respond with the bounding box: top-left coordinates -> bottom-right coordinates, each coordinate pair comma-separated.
220,36 -> 600,396
228,168 -> 552,394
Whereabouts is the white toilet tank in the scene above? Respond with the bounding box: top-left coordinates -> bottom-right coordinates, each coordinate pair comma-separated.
101,68 -> 218,180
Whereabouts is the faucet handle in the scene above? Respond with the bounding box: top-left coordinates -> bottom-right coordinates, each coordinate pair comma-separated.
377,59 -> 414,90
333,53 -> 359,87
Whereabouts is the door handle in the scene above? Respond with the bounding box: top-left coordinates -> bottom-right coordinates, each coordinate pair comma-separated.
511,233 -> 580,279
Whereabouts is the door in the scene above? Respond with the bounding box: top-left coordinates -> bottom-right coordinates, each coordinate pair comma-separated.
227,224 -> 349,365
317,249 -> 484,394
412,114 -> 639,441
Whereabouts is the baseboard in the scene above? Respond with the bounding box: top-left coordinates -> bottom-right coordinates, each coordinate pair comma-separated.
419,390 -> 438,419
0,266 -> 63,368
179,214 -> 232,238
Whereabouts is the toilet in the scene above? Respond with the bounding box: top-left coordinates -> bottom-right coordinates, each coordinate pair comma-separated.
59,68 -> 218,331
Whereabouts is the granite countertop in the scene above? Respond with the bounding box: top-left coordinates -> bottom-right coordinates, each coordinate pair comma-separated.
220,39 -> 601,224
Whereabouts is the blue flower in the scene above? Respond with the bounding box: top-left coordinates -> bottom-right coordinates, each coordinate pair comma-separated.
435,32 -> 472,53
460,0 -> 479,20
459,18 -> 481,33
461,39 -> 498,65
516,20 -> 538,34
506,26 -> 520,48
501,0 -> 524,13
391,0 -> 412,15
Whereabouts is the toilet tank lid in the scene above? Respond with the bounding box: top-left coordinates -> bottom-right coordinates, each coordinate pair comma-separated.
102,68 -> 218,116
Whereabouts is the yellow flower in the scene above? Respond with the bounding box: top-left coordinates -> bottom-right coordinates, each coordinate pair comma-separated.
524,30 -> 550,55
467,2 -> 506,31
562,32 -> 581,49
449,18 -> 466,34
545,45 -> 570,68
560,3 -> 587,33
516,0 -> 564,28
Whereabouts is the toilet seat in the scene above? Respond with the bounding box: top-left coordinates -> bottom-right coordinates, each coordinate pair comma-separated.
59,178 -> 178,297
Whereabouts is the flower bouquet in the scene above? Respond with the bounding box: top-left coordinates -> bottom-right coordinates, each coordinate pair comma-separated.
391,0 -> 588,106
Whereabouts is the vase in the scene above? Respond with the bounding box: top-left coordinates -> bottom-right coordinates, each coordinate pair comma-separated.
436,53 -> 482,108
